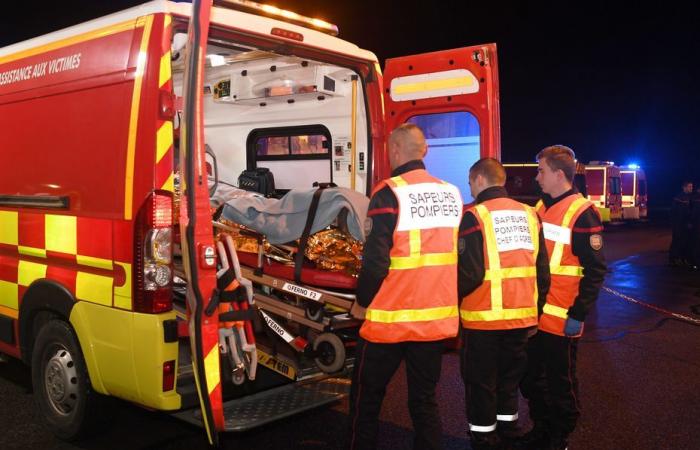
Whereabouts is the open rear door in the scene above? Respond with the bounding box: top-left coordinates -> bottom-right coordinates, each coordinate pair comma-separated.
179,0 -> 222,446
383,44 -> 500,203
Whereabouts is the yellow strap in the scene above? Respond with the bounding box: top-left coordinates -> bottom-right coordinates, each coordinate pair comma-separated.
409,228 -> 421,258
550,265 -> 584,276
535,200 -> 544,212
460,306 -> 537,322
389,252 -> 456,270
366,305 -> 458,323
391,175 -> 408,187
484,266 -> 537,280
543,303 -> 569,319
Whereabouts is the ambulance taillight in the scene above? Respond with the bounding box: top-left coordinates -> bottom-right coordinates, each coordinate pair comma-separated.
134,191 -> 174,313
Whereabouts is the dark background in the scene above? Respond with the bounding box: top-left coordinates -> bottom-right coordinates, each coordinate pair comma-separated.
2,0 -> 698,209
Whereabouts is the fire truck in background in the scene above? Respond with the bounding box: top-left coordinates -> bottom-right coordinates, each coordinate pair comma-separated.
620,165 -> 648,220
504,161 -> 587,206
585,161 -> 622,223
0,0 -> 500,444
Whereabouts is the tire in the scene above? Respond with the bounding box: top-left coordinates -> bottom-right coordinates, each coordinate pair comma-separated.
312,332 -> 345,374
31,319 -> 101,441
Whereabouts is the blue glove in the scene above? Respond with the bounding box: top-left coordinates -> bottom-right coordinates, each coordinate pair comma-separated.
564,318 -> 583,337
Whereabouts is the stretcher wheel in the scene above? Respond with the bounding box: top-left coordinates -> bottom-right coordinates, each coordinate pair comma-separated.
313,332 -> 345,374
305,304 -> 324,322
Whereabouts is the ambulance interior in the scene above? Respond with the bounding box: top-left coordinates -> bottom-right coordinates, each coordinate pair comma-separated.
171,38 -> 370,196
168,36 -> 369,407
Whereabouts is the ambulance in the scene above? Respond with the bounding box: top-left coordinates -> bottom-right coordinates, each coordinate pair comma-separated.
503,161 -> 587,206
585,161 -> 622,222
620,165 -> 648,220
0,0 -> 500,444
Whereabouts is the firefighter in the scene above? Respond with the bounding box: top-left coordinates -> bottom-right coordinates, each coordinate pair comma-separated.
517,145 -> 607,450
690,184 -> 700,270
348,123 -> 462,450
458,158 -> 551,450
669,181 -> 694,266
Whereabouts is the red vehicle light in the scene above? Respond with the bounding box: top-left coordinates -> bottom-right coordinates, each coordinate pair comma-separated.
163,360 -> 175,391
271,27 -> 304,42
134,191 -> 173,314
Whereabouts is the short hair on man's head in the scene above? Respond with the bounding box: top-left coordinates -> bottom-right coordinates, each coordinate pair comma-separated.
536,145 -> 576,182
389,123 -> 426,158
469,157 -> 506,186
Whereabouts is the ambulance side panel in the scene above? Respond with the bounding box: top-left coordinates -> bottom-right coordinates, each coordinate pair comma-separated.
0,14 -> 179,410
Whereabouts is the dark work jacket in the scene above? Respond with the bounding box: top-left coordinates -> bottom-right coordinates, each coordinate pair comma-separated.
671,192 -> 693,231
540,188 -> 607,321
356,160 -> 425,307
457,186 -> 551,314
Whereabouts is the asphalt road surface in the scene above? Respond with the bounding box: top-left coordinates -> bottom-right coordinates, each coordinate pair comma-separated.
1,220 -> 699,449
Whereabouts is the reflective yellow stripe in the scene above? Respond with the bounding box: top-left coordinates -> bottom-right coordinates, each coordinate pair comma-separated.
394,76 -> 474,95
45,214 -> 77,255
409,228 -> 421,257
0,211 -> 18,245
389,252 -> 456,269
525,207 -> 540,305
391,175 -> 408,187
550,197 -> 588,268
460,306 -> 537,322
204,345 -> 221,395
0,19 -> 137,65
76,255 -> 114,270
0,281 -> 19,311
0,305 -> 19,319
550,265 -> 583,276
535,200 -> 544,212
18,246 -> 47,258
484,266 -> 537,280
543,303 -> 569,319
474,205 -> 503,311
159,51 -> 171,88
365,305 -> 458,323
160,172 -> 175,192
76,272 -> 113,306
18,261 -> 47,286
124,15 -> 154,220
156,121 -> 173,163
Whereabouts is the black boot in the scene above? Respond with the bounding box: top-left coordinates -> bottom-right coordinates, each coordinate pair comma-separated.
497,422 -> 524,449
511,422 -> 549,450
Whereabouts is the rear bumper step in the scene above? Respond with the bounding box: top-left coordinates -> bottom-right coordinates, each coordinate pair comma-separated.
172,376 -> 350,432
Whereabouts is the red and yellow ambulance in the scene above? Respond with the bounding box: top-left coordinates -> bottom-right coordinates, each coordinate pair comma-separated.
585,161 -> 622,222
0,0 -> 500,444
620,165 -> 648,220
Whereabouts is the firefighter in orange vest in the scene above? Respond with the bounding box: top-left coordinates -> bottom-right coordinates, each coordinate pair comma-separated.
458,158 -> 550,450
517,146 -> 607,450
348,123 -> 462,450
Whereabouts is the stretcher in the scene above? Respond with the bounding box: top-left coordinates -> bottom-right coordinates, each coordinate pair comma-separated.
213,223 -> 361,378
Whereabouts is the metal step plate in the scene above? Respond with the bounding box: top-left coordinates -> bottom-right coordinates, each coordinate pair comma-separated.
173,377 -> 350,432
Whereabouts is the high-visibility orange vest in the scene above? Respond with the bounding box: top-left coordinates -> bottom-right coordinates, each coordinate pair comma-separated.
536,193 -> 595,337
460,197 -> 540,330
360,169 -> 463,343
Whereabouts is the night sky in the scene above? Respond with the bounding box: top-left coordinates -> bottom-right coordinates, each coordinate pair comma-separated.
2,0 -> 698,207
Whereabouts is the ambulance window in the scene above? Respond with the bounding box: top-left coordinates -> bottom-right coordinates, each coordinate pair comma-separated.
249,125 -> 331,162
408,112 -> 480,203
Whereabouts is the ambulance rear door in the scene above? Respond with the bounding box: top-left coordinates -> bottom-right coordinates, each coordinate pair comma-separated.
178,0 -> 222,446
383,44 -> 500,203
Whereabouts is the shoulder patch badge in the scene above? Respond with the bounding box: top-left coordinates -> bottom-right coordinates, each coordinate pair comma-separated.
590,234 -> 603,250
364,217 -> 373,236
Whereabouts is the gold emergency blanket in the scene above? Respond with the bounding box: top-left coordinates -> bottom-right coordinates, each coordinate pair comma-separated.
304,229 -> 363,276
215,219 -> 362,275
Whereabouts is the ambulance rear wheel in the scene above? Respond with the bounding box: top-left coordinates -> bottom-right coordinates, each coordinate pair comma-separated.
313,333 -> 345,374
31,319 -> 101,440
